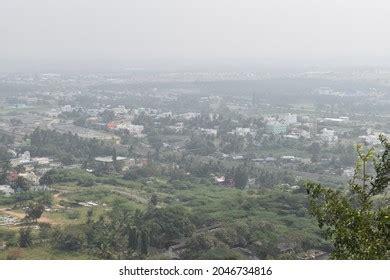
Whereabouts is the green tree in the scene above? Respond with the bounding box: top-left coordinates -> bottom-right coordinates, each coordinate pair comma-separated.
25,202 -> 45,223
38,223 -> 51,240
0,146 -> 12,161
233,166 -> 248,189
142,206 -> 195,247
100,109 -> 115,123
140,229 -> 149,256
18,227 -> 32,247
306,135 -> 390,259
52,226 -> 85,251
308,142 -> 321,163
150,193 -> 158,206
39,170 -> 56,186
37,191 -> 53,207
12,176 -> 30,192
0,160 -> 11,184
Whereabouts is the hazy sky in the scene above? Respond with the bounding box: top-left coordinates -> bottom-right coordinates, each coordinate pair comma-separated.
1,0 -> 390,71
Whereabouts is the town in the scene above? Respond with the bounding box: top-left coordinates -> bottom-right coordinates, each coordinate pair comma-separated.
1,70 -> 389,259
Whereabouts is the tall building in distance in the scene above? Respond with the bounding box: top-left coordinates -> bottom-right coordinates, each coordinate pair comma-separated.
265,121 -> 288,134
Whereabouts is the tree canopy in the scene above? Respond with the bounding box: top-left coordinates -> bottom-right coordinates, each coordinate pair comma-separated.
306,135 -> 390,259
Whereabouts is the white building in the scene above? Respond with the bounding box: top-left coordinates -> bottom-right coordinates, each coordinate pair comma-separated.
159,112 -> 173,118
232,127 -> 252,137
358,134 -> 381,146
286,128 -> 311,140
127,124 -> 144,136
168,122 -> 184,133
21,151 -> 31,161
200,128 -> 218,136
112,106 -> 128,115
0,185 -> 14,196
61,105 -> 73,112
319,128 -> 338,144
281,113 -> 298,125
10,151 -> 31,167
31,157 -> 50,166
113,122 -> 144,137
265,121 -> 288,134
175,112 -> 201,120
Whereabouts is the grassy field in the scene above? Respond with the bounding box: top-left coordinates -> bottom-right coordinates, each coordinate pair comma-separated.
0,245 -> 95,260
0,105 -> 52,115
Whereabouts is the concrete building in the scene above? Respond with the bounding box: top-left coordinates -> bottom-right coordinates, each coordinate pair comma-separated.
265,121 -> 288,134
281,113 -> 298,125
319,128 -> 338,144
95,156 -> 128,171
107,121 -> 144,137
168,122 -> 184,133
0,185 -> 14,196
286,128 -> 311,140
61,105 -> 73,112
200,128 -> 218,136
10,151 -> 31,167
231,127 -> 253,137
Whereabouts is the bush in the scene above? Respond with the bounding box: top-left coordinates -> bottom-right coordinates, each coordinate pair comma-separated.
0,228 -> 17,245
52,226 -> 85,251
78,177 -> 95,187
6,248 -> 23,260
38,223 -> 52,239
18,227 -> 32,248
66,211 -> 81,220
171,180 -> 189,190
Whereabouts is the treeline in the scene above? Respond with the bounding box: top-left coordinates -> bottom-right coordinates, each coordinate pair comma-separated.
27,128 -> 113,164
39,169 -> 123,188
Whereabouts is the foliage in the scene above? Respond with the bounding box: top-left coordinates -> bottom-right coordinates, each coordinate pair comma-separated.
150,193 -> 158,206
40,168 -> 96,186
18,227 -> 33,248
0,132 -> 15,145
99,109 -> 115,123
185,135 -> 216,156
28,128 -> 113,161
0,146 -> 13,161
306,135 -> 390,259
52,226 -> 85,252
183,233 -> 241,259
38,223 -> 51,240
12,176 -> 30,192
24,202 -> 45,223
232,166 -> 248,189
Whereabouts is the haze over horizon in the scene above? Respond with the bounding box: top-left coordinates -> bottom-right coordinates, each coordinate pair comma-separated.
1,0 -> 390,72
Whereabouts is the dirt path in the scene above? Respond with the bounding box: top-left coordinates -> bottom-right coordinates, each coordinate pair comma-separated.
111,187 -> 148,204
52,192 -> 68,209
53,193 -> 62,199
0,208 -> 58,224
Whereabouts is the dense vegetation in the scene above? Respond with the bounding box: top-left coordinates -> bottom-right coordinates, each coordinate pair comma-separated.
307,135 -> 390,259
27,128 -> 114,164
0,165 -> 330,259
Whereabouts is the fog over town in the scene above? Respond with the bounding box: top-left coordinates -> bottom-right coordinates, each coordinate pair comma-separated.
0,1 -> 389,260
